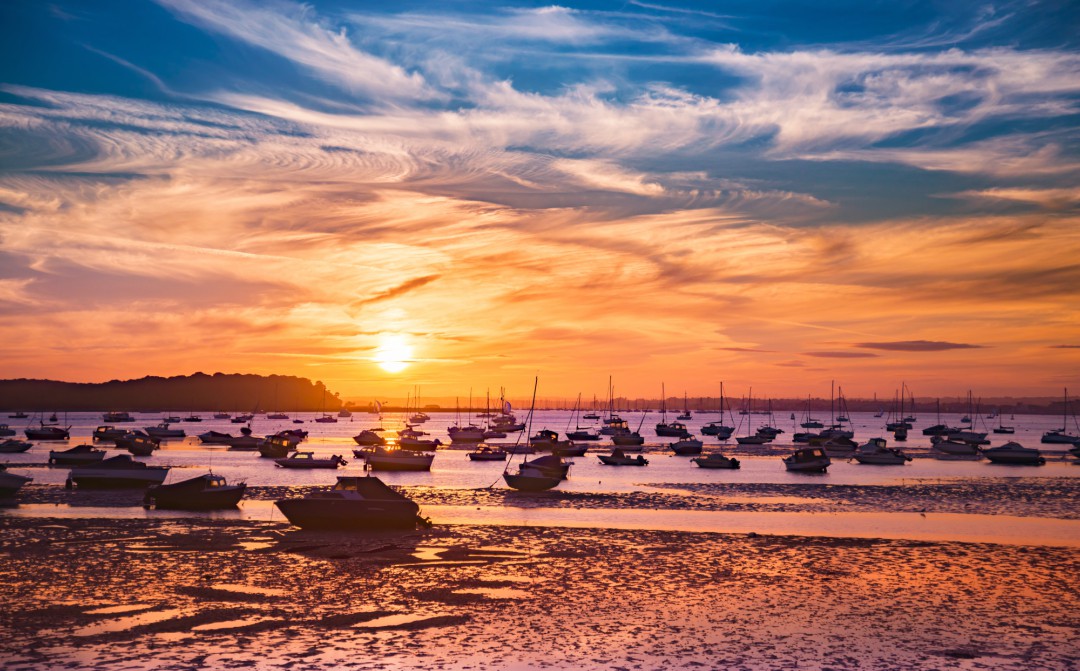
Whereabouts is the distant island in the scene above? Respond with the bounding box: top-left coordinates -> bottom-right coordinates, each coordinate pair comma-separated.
0,373 -> 343,413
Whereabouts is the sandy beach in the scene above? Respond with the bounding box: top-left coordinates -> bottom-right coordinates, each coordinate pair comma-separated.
2,501 -> 1078,670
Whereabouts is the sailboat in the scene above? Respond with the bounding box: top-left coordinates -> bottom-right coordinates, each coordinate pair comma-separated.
735,391 -> 769,445
655,383 -> 690,437
800,394 -> 823,429
701,382 -> 735,439
1042,388 -> 1080,443
676,392 -> 692,421
503,378 -> 563,492
992,409 -> 1015,434
565,393 -> 600,441
313,388 -> 338,423
583,394 -> 601,420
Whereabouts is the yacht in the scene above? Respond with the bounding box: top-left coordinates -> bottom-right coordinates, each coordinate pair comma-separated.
275,476 -> 425,530
982,442 -> 1046,465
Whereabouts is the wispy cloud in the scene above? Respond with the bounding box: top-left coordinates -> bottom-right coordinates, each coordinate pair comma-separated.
854,341 -> 984,352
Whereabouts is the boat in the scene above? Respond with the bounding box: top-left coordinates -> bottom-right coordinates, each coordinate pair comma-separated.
735,434 -> 770,445
467,446 -> 508,461
851,438 -> 911,465
982,442 -> 1046,465
399,435 -> 442,450
102,411 -> 135,423
930,438 -> 982,459
818,436 -> 858,458
0,424 -> 13,437
213,412 -> 231,420
782,447 -> 831,473
338,408 -> 352,418
232,414 -> 254,424
0,439 -> 33,453
25,422 -> 70,440
313,415 -> 338,423
162,415 -> 182,423
49,444 -> 107,465
0,464 -> 32,496
366,447 -> 435,471
1042,388 -> 1080,444
701,383 -> 736,439
552,442 -> 588,457
691,452 -> 740,469
275,451 -> 347,469
517,454 -> 570,479
93,425 -> 129,441
198,430 -> 237,445
182,415 -> 202,423
267,412 -> 290,420
275,476 -> 425,530
225,434 -> 264,451
448,424 -> 485,444
67,455 -> 169,489
503,379 -> 563,492
352,430 -> 387,446
8,412 -> 28,419
676,392 -> 692,420
598,449 -> 648,466
669,436 -> 704,455
144,423 -> 185,439
655,384 -> 691,437
144,473 -> 247,510
259,433 -> 300,459
120,432 -> 161,456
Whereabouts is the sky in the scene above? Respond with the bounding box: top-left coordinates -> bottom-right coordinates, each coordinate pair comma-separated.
1,0 -> 1078,403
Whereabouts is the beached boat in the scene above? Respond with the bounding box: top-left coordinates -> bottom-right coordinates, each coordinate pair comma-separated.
552,442 -> 588,457
669,436 -> 704,455
818,436 -> 858,458
258,433 -> 299,459
782,447 -> 831,473
25,422 -> 70,440
102,411 -> 135,423
144,473 -> 247,510
226,435 -> 263,450
198,430 -> 236,445
597,449 -> 648,466
275,451 -> 347,469
67,455 -> 169,489
0,439 -> 33,453
517,454 -> 571,480
851,438 -> 911,465
467,446 -> 508,461
49,444 -> 107,465
144,423 -> 185,439
275,476 -> 425,530
0,424 -> 13,437
115,432 -> 160,456
982,442 -> 1045,465
93,425 -> 128,442
0,464 -> 32,496
691,452 -> 741,469
366,447 -> 435,472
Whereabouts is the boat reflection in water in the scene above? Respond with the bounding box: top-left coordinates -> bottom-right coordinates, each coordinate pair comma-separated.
275,476 -> 427,530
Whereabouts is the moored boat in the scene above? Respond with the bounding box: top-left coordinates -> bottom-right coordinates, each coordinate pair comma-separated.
67,454 -> 169,489
275,476 -> 425,530
93,425 -> 129,441
851,438 -> 911,465
49,444 -> 107,465
144,423 -> 185,439
783,447 -> 831,473
352,430 -> 386,446
25,422 -> 70,440
144,473 -> 247,510
691,452 -> 740,469
982,441 -> 1045,465
597,448 -> 648,466
0,464 -> 32,496
366,447 -> 435,472
102,411 -> 135,423
0,439 -> 33,453
467,446 -> 508,461
669,436 -> 704,455
275,451 -> 347,469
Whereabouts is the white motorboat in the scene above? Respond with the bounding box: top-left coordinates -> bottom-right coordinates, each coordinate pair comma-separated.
982,442 -> 1046,465
783,447 -> 831,473
852,438 -> 911,465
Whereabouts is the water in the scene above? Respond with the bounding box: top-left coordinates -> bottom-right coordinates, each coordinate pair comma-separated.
3,410 -> 1078,547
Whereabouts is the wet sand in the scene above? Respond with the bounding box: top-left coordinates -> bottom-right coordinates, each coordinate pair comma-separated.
2,513 -> 1078,670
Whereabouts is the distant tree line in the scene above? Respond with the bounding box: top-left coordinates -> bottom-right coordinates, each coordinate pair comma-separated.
0,373 -> 342,412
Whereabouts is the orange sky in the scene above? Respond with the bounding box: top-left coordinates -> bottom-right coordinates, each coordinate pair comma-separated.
1,1 -> 1078,401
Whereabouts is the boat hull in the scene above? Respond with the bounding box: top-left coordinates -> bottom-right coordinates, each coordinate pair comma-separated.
691,456 -> 740,469
275,499 -> 420,530
0,470 -> 32,496
70,471 -> 169,489
597,455 -> 648,466
367,452 -> 435,471
503,472 -> 560,491
146,477 -> 247,510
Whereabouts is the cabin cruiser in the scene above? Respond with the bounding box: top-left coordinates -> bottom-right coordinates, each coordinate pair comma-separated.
817,436 -> 858,458
67,455 -> 169,489
566,428 -> 601,442
930,437 -> 982,459
611,430 -> 645,448
669,436 -> 704,455
691,452 -> 740,469
0,464 -> 32,496
0,424 -> 13,437
25,422 -> 70,440
145,473 -> 247,510
467,446 -> 508,461
274,451 -> 347,469
655,421 -> 690,438
851,438 -> 911,465
93,425 -> 129,441
782,447 -> 831,473
366,447 -> 435,472
598,449 -> 648,466
982,442 -> 1046,465
144,423 -> 185,439
49,444 -> 107,465
1041,429 -> 1080,444
0,439 -> 33,453
701,422 -> 735,439
275,476 -> 425,530
352,430 -> 387,446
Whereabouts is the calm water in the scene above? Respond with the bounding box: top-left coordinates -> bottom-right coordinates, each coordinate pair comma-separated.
4,410 -> 1078,545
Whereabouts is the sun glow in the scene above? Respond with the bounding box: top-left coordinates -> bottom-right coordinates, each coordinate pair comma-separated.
373,334 -> 413,373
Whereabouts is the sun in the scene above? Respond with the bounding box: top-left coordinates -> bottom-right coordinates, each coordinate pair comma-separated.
373,334 -> 413,373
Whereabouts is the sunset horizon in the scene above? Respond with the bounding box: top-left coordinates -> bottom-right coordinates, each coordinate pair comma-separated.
2,0 -> 1078,401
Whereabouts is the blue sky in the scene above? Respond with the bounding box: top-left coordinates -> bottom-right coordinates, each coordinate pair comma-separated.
0,0 -> 1078,398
